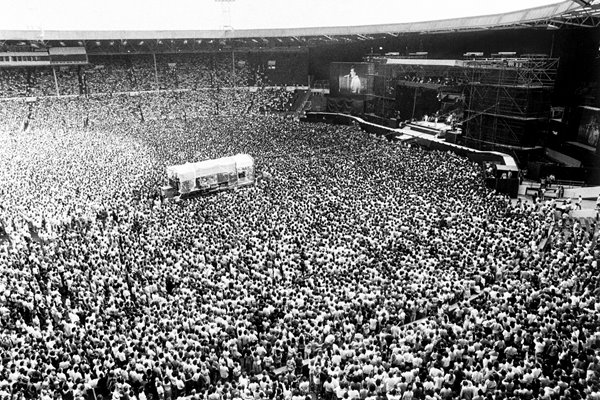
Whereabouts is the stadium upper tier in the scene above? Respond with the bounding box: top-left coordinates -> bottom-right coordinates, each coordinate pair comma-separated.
0,0 -> 598,49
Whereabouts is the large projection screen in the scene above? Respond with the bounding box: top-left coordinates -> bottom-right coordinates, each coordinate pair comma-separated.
577,107 -> 600,151
330,62 -> 373,96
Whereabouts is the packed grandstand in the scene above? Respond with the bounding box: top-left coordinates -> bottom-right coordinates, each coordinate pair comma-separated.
1,3 -> 600,400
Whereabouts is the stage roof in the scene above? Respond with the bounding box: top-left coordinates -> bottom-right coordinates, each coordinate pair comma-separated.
0,1 -> 598,50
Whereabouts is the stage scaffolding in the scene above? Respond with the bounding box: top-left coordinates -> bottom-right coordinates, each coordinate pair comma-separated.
365,55 -> 558,150
463,56 -> 559,149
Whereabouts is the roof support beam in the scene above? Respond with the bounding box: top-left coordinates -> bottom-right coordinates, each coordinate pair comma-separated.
549,18 -> 598,27
0,1 -> 597,43
572,0 -> 592,6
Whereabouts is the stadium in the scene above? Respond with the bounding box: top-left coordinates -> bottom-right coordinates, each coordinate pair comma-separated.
0,0 -> 599,399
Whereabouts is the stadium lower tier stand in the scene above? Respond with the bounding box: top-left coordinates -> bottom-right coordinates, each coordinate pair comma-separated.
0,52 -> 309,98
0,89 -> 599,400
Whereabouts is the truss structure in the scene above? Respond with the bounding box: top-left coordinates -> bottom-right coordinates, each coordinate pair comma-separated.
463,57 -> 559,88
0,1 -> 598,51
463,56 -> 559,148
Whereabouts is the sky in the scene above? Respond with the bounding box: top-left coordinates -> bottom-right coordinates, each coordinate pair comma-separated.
1,0 -> 566,32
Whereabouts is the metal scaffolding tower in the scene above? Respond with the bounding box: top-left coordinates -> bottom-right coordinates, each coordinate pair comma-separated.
463,56 -> 559,149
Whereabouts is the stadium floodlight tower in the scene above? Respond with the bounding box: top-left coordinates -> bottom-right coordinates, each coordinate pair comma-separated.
214,0 -> 236,31
214,0 -> 237,85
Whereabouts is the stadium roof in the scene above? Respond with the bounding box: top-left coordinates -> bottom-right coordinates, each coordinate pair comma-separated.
0,0 -> 598,50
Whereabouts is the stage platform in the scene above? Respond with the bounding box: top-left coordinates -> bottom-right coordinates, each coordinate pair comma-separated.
408,120 -> 454,135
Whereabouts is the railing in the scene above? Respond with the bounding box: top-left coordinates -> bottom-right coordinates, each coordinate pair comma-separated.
0,85 -> 309,102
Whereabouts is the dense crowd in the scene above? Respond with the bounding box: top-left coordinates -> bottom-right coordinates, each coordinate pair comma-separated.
0,89 -> 296,136
0,89 -> 598,400
0,52 -> 304,98
0,69 -> 29,98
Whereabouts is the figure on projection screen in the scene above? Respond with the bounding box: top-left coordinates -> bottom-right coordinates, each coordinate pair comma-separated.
344,66 -> 361,94
585,116 -> 599,147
